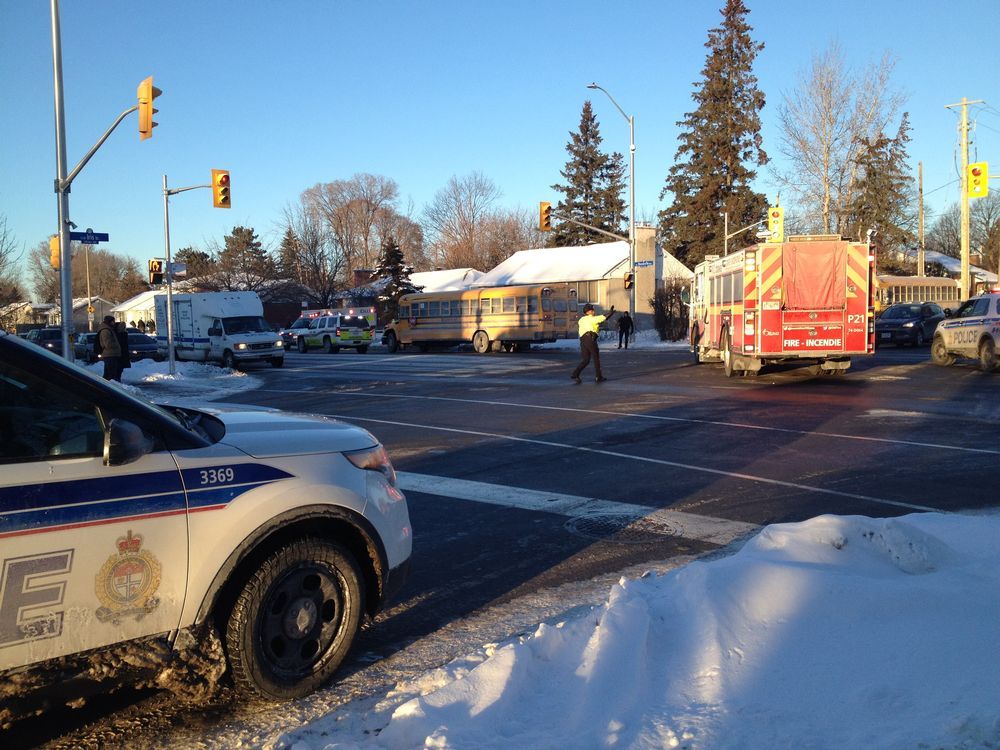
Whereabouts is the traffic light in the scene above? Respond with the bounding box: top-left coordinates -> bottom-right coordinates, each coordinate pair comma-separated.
968,162 -> 989,199
212,169 -> 231,209
539,201 -> 552,232
148,259 -> 164,285
624,271 -> 634,289
767,206 -> 784,242
137,76 -> 162,141
49,235 -> 60,270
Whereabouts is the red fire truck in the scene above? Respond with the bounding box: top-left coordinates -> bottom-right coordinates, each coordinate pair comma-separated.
689,234 -> 875,376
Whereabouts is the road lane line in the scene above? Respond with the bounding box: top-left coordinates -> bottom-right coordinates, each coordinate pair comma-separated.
397,472 -> 759,546
255,387 -> 1000,457
324,413 -> 942,514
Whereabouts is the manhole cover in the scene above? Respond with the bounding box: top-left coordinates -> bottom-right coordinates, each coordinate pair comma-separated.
565,514 -> 677,544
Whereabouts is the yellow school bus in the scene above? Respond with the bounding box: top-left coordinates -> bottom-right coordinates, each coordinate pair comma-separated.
874,275 -> 962,314
383,283 -> 579,353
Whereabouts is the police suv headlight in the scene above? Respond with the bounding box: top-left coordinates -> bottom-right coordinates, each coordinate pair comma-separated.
235,343 -> 248,350
345,444 -> 397,486
902,321 -> 915,328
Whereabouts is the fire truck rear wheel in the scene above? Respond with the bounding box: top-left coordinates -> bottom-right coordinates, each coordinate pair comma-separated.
722,331 -> 736,378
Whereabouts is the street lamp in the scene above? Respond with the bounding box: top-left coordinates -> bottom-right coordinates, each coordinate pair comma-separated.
587,82 -> 635,316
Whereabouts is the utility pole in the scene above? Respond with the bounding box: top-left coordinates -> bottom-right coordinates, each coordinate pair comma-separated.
945,97 -> 984,300
917,162 -> 925,277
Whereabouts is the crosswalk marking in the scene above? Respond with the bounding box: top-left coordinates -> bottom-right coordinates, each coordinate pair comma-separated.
397,472 -> 759,547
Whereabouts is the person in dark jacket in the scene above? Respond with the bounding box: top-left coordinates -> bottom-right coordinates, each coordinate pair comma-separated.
114,321 -> 131,382
617,311 -> 634,349
97,316 -> 122,380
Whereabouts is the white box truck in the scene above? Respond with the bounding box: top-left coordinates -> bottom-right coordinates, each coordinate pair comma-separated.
154,291 -> 285,369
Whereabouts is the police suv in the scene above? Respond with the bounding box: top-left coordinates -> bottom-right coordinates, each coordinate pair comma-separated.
930,292 -> 1000,372
299,314 -> 373,354
0,331 -> 411,722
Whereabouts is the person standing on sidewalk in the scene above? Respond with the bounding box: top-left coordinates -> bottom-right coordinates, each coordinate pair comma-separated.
97,316 -> 122,381
571,303 -> 616,384
617,311 -> 634,349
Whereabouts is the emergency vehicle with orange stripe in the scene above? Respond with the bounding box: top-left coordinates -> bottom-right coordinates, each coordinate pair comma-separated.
689,234 -> 875,376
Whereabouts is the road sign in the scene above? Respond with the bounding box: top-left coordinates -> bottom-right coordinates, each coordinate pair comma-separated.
69,230 -> 109,245
634,260 -> 654,268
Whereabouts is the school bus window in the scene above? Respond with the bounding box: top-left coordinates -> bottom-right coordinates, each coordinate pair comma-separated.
542,298 -> 552,312
554,299 -> 567,312
528,297 -> 539,314
417,301 -> 427,317
515,297 -> 526,312
503,297 -> 515,313
428,301 -> 440,317
399,305 -> 409,318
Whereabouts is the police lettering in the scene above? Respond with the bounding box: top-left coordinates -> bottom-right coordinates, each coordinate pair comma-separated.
0,551 -> 73,648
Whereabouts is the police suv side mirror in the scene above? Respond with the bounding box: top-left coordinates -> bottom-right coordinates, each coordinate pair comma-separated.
943,308 -> 953,318
104,418 -> 154,466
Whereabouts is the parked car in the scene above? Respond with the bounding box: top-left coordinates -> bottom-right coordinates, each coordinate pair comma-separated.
24,326 -> 65,356
874,302 -> 945,347
931,292 -> 1000,372
280,316 -> 313,347
73,331 -> 100,362
0,330 -> 411,721
125,332 -> 163,361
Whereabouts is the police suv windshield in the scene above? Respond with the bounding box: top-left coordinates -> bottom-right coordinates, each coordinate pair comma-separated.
222,316 -> 272,334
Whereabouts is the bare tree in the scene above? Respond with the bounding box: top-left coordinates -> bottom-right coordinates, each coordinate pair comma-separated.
422,172 -> 506,269
282,201 -> 345,307
0,215 -> 24,306
26,242 -> 145,304
302,174 -> 401,278
775,44 -> 905,234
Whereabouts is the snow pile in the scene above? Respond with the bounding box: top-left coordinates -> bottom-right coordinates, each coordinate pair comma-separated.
82,358 -> 260,401
287,512 -> 1000,750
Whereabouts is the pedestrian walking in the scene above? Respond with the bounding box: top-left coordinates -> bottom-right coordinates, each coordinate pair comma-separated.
97,316 -> 122,381
115,321 -> 131,382
571,303 -> 616,384
617,311 -> 634,349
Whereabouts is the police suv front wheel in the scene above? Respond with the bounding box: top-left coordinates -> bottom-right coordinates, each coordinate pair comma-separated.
224,538 -> 364,701
930,336 -> 955,367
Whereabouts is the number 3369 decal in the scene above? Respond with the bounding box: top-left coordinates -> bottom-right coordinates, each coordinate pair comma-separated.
200,467 -> 235,485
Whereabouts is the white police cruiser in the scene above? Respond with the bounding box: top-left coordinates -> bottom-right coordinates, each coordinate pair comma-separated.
0,331 -> 411,721
930,292 -> 1000,372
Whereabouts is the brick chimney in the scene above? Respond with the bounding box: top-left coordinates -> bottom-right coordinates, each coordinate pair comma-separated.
353,269 -> 373,287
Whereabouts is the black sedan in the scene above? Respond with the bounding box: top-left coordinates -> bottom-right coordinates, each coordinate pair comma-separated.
124,332 -> 163,361
875,302 -> 945,347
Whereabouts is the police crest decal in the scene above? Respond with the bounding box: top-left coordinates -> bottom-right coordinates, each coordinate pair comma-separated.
95,530 -> 162,624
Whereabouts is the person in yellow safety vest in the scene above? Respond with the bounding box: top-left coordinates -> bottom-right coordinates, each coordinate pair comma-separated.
571,303 -> 616,384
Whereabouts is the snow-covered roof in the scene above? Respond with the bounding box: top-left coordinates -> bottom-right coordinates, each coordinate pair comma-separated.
904,249 -> 998,283
661,250 -> 693,279
111,289 -> 159,313
475,242 -> 630,286
410,268 -> 484,292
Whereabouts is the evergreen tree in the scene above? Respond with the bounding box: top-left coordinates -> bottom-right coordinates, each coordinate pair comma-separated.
277,227 -> 302,281
844,112 -> 915,273
371,235 -> 422,325
217,226 -> 276,292
549,101 -> 628,247
658,0 -> 768,267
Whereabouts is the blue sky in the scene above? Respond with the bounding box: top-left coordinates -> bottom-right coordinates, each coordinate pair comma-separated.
2,1 -> 998,276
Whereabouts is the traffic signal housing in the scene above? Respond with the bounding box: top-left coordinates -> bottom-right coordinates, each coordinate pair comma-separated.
137,76 -> 162,141
624,271 -> 634,289
212,169 -> 231,209
148,259 -> 164,285
539,201 -> 552,232
968,162 -> 989,199
49,235 -> 60,270
767,206 -> 784,242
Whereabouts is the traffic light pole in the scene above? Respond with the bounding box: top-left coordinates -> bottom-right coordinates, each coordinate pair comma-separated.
161,176 -> 212,375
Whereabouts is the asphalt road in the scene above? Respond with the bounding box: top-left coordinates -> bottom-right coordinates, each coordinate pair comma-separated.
13,342 -> 1000,749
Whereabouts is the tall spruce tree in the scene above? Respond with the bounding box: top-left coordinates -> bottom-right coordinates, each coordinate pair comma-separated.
371,235 -> 422,325
549,101 -> 628,247
844,113 -> 915,272
658,0 -> 768,267
277,227 -> 302,282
